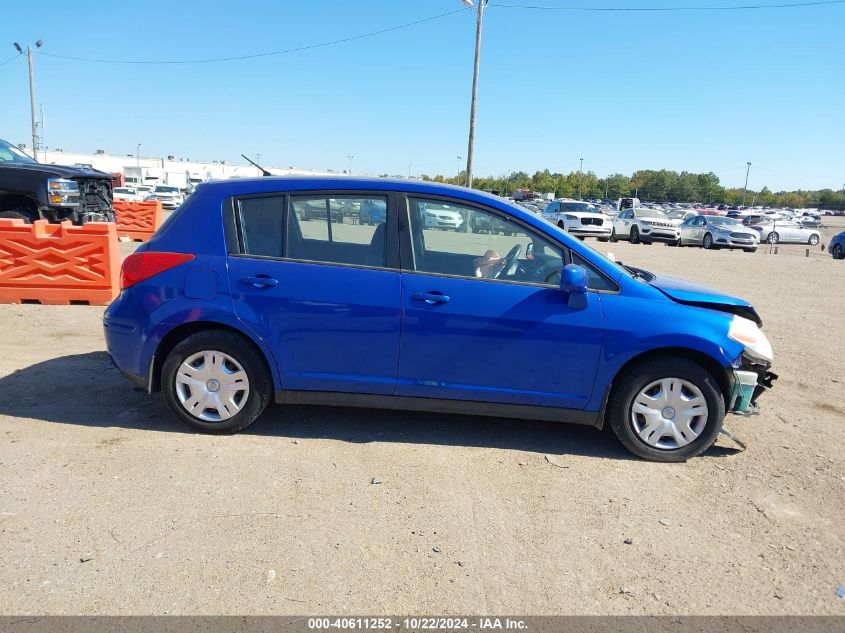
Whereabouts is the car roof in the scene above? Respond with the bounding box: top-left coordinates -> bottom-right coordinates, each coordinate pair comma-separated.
198,175 -> 504,203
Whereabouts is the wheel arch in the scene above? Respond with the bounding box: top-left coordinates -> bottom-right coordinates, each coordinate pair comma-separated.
0,193 -> 40,217
605,346 -> 732,423
151,320 -> 276,393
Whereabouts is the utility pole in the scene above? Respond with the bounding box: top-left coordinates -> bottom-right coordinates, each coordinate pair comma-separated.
408,163 -> 413,179
347,155 -> 353,174
136,144 -> 141,167
605,179 -> 609,199
13,41 -> 43,161
578,158 -> 584,199
742,161 -> 752,207
464,0 -> 486,189
456,156 -> 462,184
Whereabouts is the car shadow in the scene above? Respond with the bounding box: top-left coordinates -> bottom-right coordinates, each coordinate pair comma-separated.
0,352 -> 741,461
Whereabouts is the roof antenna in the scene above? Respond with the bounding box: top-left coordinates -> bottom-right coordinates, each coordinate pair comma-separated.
241,153 -> 271,177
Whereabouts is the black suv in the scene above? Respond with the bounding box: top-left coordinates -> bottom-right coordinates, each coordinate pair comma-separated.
0,138 -> 114,224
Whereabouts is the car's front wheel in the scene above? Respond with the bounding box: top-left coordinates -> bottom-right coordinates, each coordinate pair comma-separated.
162,330 -> 272,433
808,234 -> 820,246
702,232 -> 714,249
767,232 -> 779,244
629,226 -> 641,244
833,243 -> 844,260
606,357 -> 725,462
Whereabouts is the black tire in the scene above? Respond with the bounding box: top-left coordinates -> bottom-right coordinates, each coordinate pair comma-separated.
609,228 -> 618,243
667,239 -> 680,247
597,237 -> 610,243
0,209 -> 37,223
606,357 -> 726,462
808,234 -> 819,246
629,226 -> 641,244
557,221 -> 565,230
767,232 -> 779,244
833,244 -> 843,260
702,232 -> 714,249
161,330 -> 272,434
744,248 -> 757,253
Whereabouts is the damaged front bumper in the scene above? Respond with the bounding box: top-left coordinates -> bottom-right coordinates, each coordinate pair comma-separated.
729,354 -> 778,415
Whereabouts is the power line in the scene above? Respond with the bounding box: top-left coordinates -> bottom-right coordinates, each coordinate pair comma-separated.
36,8 -> 469,65
0,54 -> 22,67
491,0 -> 845,10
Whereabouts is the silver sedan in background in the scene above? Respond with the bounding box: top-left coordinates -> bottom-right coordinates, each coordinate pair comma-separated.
679,215 -> 760,252
747,218 -> 821,245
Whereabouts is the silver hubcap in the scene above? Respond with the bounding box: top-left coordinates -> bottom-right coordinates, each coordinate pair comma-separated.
175,351 -> 249,422
630,378 -> 709,450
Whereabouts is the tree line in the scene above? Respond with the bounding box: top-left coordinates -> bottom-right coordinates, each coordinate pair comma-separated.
417,169 -> 845,210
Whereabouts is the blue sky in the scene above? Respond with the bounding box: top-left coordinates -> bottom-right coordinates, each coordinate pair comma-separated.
1,0 -> 842,190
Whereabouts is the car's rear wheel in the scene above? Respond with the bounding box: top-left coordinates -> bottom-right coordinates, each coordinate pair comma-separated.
833,243 -> 844,260
606,357 -> 725,462
702,232 -> 714,249
630,226 -> 641,244
767,232 -> 779,244
808,234 -> 820,246
162,330 -> 272,433
744,247 -> 757,253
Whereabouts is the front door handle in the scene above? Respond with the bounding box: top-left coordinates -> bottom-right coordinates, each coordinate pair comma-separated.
412,292 -> 450,305
240,275 -> 279,288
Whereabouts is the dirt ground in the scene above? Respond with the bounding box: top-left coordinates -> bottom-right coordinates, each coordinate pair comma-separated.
0,216 -> 843,615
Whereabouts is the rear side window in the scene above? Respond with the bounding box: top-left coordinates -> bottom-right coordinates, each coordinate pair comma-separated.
237,196 -> 285,257
287,195 -> 388,268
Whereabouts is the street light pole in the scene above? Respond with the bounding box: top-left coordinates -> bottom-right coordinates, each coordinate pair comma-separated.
136,144 -> 141,167
464,0 -> 486,189
456,156 -> 462,184
347,155 -> 353,174
408,163 -> 413,179
578,158 -> 584,199
13,41 -> 43,161
742,161 -> 752,207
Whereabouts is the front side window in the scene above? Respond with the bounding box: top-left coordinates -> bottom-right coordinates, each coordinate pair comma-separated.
407,198 -> 564,286
287,195 -> 387,267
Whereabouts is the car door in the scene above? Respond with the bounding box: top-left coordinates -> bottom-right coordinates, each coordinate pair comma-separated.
615,209 -> 632,237
396,196 -> 605,410
226,192 -> 401,394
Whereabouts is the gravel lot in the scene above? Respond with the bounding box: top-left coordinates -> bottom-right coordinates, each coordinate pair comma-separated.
0,217 -> 843,615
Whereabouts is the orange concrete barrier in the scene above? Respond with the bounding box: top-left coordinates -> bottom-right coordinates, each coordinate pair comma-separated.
0,219 -> 119,306
113,199 -> 163,242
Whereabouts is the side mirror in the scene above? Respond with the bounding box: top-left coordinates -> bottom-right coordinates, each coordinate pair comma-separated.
561,264 -> 589,309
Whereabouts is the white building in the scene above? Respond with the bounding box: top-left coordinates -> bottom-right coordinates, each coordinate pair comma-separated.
21,145 -> 344,187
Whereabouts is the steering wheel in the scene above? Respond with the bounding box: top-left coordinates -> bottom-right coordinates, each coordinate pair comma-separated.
493,244 -> 522,279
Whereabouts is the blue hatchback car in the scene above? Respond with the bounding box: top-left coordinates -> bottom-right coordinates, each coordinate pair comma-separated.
830,230 -> 845,260
104,177 -> 777,461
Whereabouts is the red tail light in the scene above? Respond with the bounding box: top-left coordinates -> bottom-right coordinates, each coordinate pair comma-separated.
120,252 -> 195,290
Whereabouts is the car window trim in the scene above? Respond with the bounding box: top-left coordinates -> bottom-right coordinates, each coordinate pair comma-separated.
397,192 -> 619,293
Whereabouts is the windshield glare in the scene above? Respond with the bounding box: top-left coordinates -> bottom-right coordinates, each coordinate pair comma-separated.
0,139 -> 38,164
708,216 -> 739,225
154,186 -> 179,193
561,202 -> 598,213
636,209 -> 669,219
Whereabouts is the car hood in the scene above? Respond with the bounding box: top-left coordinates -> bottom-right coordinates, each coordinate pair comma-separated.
645,272 -> 762,326
2,162 -> 112,180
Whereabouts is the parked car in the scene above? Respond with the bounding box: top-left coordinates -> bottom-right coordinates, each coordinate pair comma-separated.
422,202 -> 464,231
611,208 -> 681,245
541,199 -> 612,241
829,231 -> 845,260
747,218 -> 821,245
104,177 -> 777,462
113,187 -> 145,202
358,199 -> 386,225
0,137 -> 114,224
678,215 -> 759,252
470,211 -> 515,235
146,185 -> 184,210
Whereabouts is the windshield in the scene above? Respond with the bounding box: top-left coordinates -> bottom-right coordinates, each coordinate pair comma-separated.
114,188 -> 134,194
708,216 -> 739,226
154,186 -> 179,193
636,208 -> 669,219
561,202 -> 598,213
0,139 -> 38,165
668,210 -> 689,220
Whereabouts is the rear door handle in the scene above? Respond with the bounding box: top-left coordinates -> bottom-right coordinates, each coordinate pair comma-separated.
412,292 -> 450,305
240,275 -> 279,288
